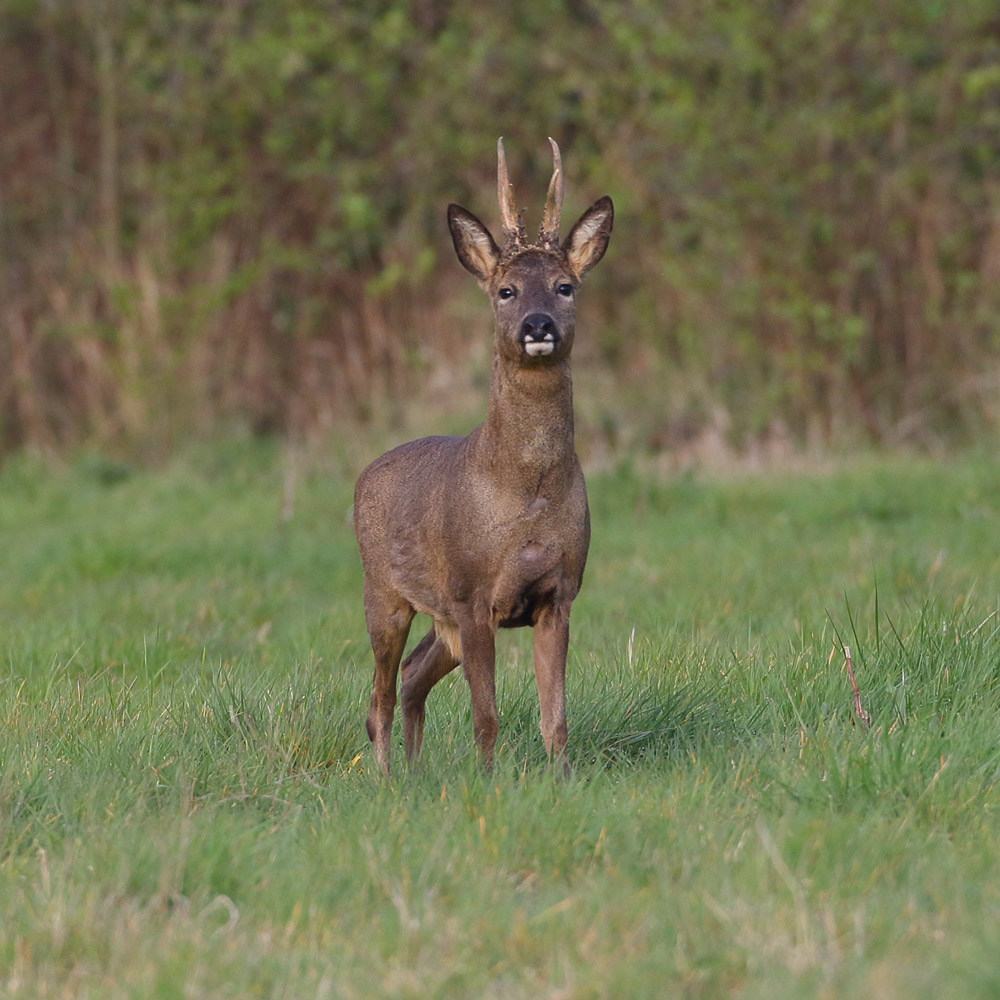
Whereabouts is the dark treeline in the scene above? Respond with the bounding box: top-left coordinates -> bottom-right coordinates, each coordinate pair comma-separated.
2,0 -> 999,457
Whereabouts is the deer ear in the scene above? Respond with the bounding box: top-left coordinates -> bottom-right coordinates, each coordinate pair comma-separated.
562,196 -> 614,279
448,204 -> 500,281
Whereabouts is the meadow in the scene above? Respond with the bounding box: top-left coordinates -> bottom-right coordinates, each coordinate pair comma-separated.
2,441 -> 1000,998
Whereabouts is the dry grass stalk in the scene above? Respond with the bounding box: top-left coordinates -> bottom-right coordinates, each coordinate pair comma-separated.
844,645 -> 870,727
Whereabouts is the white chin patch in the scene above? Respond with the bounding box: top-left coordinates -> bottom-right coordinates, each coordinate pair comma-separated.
524,341 -> 555,357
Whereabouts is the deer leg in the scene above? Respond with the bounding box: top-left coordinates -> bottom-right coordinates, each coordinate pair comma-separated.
459,620 -> 498,768
400,629 -> 460,761
363,583 -> 414,775
533,607 -> 570,769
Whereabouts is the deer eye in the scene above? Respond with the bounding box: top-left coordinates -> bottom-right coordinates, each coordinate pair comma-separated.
498,287 -> 516,300
557,282 -> 574,298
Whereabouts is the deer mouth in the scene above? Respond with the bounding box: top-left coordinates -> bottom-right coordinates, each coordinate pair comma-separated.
522,333 -> 558,357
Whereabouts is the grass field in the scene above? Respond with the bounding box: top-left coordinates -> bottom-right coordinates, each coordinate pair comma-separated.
2,441 -> 1000,998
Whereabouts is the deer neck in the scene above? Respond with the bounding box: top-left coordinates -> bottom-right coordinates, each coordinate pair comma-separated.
473,356 -> 577,486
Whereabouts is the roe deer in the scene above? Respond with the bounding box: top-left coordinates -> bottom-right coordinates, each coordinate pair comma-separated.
354,138 -> 613,774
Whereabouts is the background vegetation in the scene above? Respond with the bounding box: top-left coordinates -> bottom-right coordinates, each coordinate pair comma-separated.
3,0 -> 1000,459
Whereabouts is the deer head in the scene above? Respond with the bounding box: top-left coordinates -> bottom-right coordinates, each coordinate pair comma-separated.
447,138 -> 613,370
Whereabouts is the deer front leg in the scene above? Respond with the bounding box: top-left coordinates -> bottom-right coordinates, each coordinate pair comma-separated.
363,582 -> 414,775
459,620 -> 499,768
533,606 -> 570,769
400,629 -> 460,762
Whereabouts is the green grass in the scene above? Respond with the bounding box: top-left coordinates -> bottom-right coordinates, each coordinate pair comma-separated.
2,441 -> 1000,998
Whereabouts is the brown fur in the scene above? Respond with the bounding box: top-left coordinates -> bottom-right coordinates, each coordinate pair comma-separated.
354,140 -> 613,773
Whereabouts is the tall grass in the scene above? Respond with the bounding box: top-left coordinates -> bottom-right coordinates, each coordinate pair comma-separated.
2,444 -> 1000,997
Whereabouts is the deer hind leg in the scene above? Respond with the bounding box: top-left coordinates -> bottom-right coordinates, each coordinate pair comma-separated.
400,624 -> 461,762
363,581 -> 414,775
533,607 -> 570,771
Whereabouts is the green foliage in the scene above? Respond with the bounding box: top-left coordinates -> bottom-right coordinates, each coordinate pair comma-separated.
2,447 -> 1000,995
1,1 -> 1000,453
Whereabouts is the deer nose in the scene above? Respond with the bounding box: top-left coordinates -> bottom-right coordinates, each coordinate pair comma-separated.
521,313 -> 556,340
519,313 -> 560,357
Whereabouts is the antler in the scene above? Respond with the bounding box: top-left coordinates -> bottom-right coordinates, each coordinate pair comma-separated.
497,138 -> 527,250
539,137 -> 563,248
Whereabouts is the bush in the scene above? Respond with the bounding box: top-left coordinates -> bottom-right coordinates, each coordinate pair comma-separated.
2,0 -> 999,455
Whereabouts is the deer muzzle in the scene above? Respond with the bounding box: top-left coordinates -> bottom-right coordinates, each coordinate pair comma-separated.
519,312 -> 560,357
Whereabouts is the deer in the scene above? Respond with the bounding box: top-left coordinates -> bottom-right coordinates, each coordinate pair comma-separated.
353,138 -> 613,775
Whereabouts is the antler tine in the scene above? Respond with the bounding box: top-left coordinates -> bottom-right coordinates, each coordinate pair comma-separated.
540,137 -> 564,246
496,137 -> 522,244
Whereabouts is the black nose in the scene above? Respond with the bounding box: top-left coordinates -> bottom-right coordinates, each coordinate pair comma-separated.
520,313 -> 556,340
